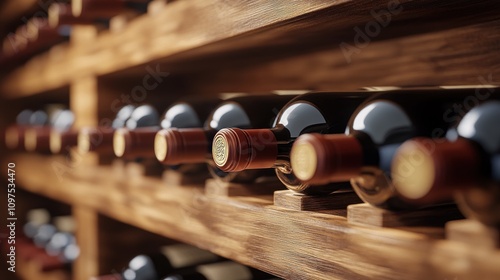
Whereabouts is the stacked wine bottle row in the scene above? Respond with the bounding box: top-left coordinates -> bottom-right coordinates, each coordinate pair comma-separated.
15,209 -> 79,273
1,0 -> 162,68
5,87 -> 500,226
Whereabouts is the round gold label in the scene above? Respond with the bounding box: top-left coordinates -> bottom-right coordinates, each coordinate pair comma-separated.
290,141 -> 318,181
212,134 -> 229,167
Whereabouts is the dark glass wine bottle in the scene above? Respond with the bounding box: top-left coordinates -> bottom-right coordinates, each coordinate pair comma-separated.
5,109 -> 37,150
33,222 -> 57,248
116,97 -> 223,160
212,92 -> 369,193
43,215 -> 80,269
122,244 -> 220,280
156,97 -> 223,173
24,108 -> 65,153
23,208 -> 51,239
154,94 -> 296,183
289,87 -> 499,209
19,207 -> 70,272
78,105 -> 136,154
49,110 -> 77,154
392,101 -> 500,225
163,261 -> 275,280
113,104 -> 160,159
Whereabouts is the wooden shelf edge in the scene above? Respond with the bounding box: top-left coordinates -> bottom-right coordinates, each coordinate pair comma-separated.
6,153 -> 500,280
0,0 -> 343,98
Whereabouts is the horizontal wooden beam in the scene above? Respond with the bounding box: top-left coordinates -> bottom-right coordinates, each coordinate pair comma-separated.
8,153 -> 500,280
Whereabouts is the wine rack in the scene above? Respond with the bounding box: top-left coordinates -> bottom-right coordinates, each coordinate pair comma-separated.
1,0 -> 500,280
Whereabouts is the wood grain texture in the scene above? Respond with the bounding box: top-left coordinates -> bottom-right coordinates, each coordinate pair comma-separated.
274,190 -> 361,212
348,203 -> 464,228
7,153 -> 500,280
205,178 -> 285,197
1,0 -> 345,96
113,159 -> 164,178
162,169 -> 209,186
188,20 -> 500,94
446,219 -> 500,249
3,0 -> 500,97
73,206 -> 99,280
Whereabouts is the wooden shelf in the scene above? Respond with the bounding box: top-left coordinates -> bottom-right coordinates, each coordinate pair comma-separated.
2,2 -> 500,279
2,0 -> 500,98
7,153 -> 500,280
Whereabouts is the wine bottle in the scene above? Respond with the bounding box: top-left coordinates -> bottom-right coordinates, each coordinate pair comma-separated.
113,104 -> 160,158
122,244 -> 220,280
20,209 -> 76,271
23,208 -> 51,239
392,101 -> 500,225
116,97 -> 223,160
78,105 -> 136,154
49,110 -> 77,154
5,109 -> 37,150
163,261 -> 274,280
33,222 -> 57,248
24,110 -> 53,153
212,92 -> 369,193
33,215 -> 79,271
72,0 -> 151,19
45,216 -> 77,258
159,97 -> 223,174
17,208 -> 52,262
289,88 -> 499,209
154,94 -> 296,182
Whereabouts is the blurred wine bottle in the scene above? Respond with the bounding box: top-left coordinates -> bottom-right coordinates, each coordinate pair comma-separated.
163,261 -> 275,280
392,100 -> 500,225
116,97 -> 223,161
122,244 -> 220,280
78,105 -> 136,154
113,104 -> 160,159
